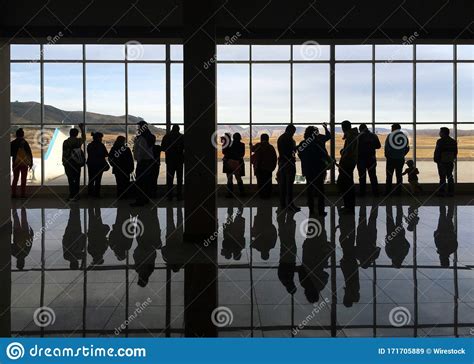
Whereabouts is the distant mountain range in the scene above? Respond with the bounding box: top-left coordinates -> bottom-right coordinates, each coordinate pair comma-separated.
11,101 -> 473,137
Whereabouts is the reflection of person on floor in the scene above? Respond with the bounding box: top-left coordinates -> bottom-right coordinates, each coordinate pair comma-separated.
356,204 -> 381,269
162,207 -> 184,272
338,209 -> 360,307
405,204 -> 420,232
87,207 -> 110,266
385,203 -> 410,268
277,210 -> 297,294
11,208 -> 34,270
434,203 -> 458,268
62,206 -> 86,270
108,206 -> 134,261
298,220 -> 330,303
221,207 -> 245,261
133,206 -> 161,287
251,206 -> 277,260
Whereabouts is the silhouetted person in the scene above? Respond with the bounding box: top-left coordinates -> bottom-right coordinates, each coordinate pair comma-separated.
298,220 -> 330,303
251,205 -> 277,260
402,160 -> 422,194
131,121 -> 156,206
298,124 -> 330,216
86,132 -> 109,198
162,207 -> 184,272
62,206 -> 86,270
277,124 -> 300,212
109,136 -> 134,199
338,120 -> 358,215
385,203 -> 410,268
161,124 -> 184,200
108,206 -> 134,261
221,207 -> 245,261
62,123 -> 85,201
277,210 -> 297,294
357,123 -> 381,196
356,203 -> 380,269
11,128 -> 33,198
250,133 -> 277,199
150,143 -> 162,198
11,208 -> 33,270
338,208 -> 360,307
434,127 -> 458,197
223,133 -> 246,197
385,123 -> 409,196
133,206 -> 161,287
434,203 -> 457,267
87,207 -> 110,266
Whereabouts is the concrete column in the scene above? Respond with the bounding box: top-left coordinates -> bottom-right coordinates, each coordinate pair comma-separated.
0,41 -> 12,337
183,0 -> 218,337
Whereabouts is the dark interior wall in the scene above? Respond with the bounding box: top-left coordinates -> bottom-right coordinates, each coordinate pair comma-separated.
1,0 -> 472,42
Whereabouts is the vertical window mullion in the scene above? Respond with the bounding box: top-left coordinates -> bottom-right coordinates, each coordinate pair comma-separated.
453,45 -> 457,183
329,45 -> 336,184
40,45 -> 44,186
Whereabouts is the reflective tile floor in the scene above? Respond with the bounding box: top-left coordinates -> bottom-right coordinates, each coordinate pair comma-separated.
3,196 -> 474,337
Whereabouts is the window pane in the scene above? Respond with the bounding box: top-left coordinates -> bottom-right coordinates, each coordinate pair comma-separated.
375,63 -> 412,123
336,45 -> 372,60
292,44 -> 330,60
10,125 -> 41,185
375,45 -> 413,60
11,63 -> 41,124
293,64 -> 329,123
170,45 -> 183,60
457,63 -> 473,123
217,64 -> 249,124
86,64 -> 125,123
252,64 -> 290,123
11,45 -> 40,60
416,124 -> 453,183
457,45 -> 474,60
44,63 -> 83,124
416,45 -> 453,60
171,64 -> 183,123
416,63 -> 453,122
127,44 -> 165,61
216,125 -> 250,184
251,45 -> 290,61
43,126 -> 77,185
86,44 -> 124,60
43,45 -> 82,60
128,64 -> 166,123
217,45 -> 249,60
457,125 -> 474,183
335,63 -> 371,123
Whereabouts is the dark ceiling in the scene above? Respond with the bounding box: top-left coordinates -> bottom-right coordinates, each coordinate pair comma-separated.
0,0 -> 472,42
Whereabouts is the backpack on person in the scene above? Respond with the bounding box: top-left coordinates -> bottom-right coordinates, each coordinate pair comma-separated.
14,143 -> 32,168
70,147 -> 85,166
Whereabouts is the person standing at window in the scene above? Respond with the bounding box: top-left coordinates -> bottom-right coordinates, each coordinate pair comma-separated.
277,124 -> 300,212
11,128 -> 33,198
357,123 -> 381,196
62,123 -> 85,201
338,120 -> 358,215
131,121 -> 156,207
161,124 -> 184,200
109,136 -> 134,199
250,133 -> 277,199
86,132 -> 109,198
434,127 -> 458,197
384,123 -> 409,196
223,133 -> 246,197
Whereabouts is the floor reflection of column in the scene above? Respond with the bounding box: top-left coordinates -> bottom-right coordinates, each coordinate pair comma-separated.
330,205 -> 337,337
0,223 -> 11,337
413,214 -> 418,338
453,205 -> 458,337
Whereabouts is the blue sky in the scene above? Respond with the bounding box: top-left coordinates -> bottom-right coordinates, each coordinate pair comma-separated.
10,44 -> 473,129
